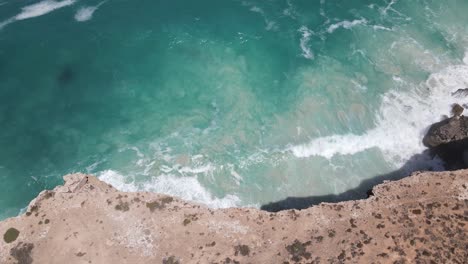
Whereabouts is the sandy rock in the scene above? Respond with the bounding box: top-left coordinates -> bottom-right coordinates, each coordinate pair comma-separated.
0,171 -> 467,263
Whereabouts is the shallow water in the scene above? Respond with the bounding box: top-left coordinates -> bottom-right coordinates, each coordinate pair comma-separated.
1,0 -> 468,219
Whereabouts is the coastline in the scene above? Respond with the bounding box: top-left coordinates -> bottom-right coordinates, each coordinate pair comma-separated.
1,1 -> 468,263
0,170 -> 466,263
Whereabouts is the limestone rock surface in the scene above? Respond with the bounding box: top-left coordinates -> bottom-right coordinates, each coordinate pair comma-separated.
0,171 -> 467,264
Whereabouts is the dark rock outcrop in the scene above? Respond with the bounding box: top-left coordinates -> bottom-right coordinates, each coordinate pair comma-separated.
423,116 -> 468,169
451,88 -> 468,98
423,116 -> 468,148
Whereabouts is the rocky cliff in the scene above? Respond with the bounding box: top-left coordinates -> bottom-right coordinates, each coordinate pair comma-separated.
0,171 -> 466,264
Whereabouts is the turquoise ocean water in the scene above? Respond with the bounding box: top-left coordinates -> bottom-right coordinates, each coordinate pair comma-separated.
1,0 -> 468,219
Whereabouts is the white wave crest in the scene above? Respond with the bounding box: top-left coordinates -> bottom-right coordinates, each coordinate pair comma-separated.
327,19 -> 368,33
98,170 -> 241,208
291,53 -> 468,167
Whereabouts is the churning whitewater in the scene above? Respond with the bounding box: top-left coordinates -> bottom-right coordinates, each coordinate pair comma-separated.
0,0 -> 467,219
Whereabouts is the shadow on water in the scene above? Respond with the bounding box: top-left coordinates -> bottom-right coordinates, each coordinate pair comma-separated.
261,151 -> 445,212
57,65 -> 75,86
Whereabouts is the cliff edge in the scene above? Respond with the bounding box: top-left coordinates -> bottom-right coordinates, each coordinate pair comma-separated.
0,171 -> 467,264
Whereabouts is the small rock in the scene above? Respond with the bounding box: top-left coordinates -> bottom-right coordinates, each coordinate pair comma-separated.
451,103 -> 464,118
423,114 -> 468,169
451,88 -> 468,98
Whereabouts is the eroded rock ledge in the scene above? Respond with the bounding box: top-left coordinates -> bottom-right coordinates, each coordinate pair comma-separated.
0,171 -> 467,264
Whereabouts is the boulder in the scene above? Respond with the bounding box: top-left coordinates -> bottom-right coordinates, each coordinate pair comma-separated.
451,103 -> 464,118
423,116 -> 468,147
423,116 -> 468,169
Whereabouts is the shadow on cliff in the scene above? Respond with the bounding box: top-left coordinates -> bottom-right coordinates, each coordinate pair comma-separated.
260,151 -> 444,212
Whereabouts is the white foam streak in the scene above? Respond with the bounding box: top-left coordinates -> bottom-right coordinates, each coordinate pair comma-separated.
15,0 -> 76,20
380,0 -> 398,16
291,58 -> 468,167
244,2 -> 277,31
249,6 -> 262,14
299,26 -> 314,59
327,19 -> 367,33
373,25 -> 392,31
98,170 -> 240,208
74,1 -> 107,22
283,0 -> 297,19
179,164 -> 214,174
0,18 -> 14,30
74,7 -> 96,22
0,0 -> 76,30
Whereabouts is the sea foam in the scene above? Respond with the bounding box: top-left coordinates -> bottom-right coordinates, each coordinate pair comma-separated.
98,170 -> 241,208
74,1 -> 107,22
299,26 -> 314,59
0,18 -> 14,30
327,19 -> 368,33
291,53 -> 468,169
15,0 -> 76,20
0,0 -> 76,30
